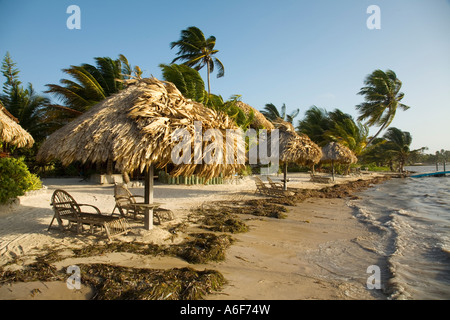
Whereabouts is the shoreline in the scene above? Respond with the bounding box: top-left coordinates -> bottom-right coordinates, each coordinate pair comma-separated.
0,172 -> 392,300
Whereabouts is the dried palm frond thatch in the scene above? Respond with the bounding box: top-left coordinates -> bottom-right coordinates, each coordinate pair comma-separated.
0,102 -> 34,149
275,121 -> 322,166
37,77 -> 245,180
321,141 -> 357,165
266,120 -> 322,190
235,101 -> 274,130
321,141 -> 357,181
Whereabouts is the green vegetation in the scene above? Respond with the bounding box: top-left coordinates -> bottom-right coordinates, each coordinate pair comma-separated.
362,128 -> 426,172
170,26 -> 224,95
261,103 -> 299,124
356,69 -> 410,146
0,157 -> 42,204
296,106 -> 368,155
1,52 -> 53,143
45,54 -> 141,121
159,63 -> 208,103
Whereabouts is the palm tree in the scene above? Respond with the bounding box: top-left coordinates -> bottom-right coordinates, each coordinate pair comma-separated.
261,103 -> 299,123
383,127 -> 422,172
326,109 -> 368,156
296,106 -> 330,146
356,69 -> 410,146
170,26 -> 224,95
45,54 -> 140,118
45,54 -> 140,177
159,63 -> 207,103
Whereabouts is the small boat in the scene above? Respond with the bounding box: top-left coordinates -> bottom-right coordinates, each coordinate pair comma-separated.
410,171 -> 449,178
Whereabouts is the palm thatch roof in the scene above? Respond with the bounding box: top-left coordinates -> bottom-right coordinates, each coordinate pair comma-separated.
235,101 -> 274,130
275,121 -> 322,165
37,77 -> 245,180
321,142 -> 357,164
0,101 -> 34,148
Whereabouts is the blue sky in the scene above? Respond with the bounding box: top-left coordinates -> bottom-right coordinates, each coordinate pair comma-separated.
1,0 -> 449,153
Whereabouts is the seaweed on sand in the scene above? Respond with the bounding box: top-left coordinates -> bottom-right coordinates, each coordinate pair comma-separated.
177,233 -> 234,264
204,200 -> 288,219
192,207 -> 249,234
81,264 -> 225,300
0,259 -> 64,284
0,233 -> 230,300
72,232 -> 234,264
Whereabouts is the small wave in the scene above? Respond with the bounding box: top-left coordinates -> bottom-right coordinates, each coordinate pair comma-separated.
395,209 -> 411,217
436,238 -> 450,260
347,200 -> 388,233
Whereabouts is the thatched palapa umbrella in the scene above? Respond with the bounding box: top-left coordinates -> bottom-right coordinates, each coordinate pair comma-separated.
233,102 -> 322,191
321,141 -> 357,181
37,77 -> 245,230
0,102 -> 34,152
276,121 -> 322,189
235,101 -> 275,130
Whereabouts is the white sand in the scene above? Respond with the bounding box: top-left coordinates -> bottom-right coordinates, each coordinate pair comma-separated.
0,172 -> 385,300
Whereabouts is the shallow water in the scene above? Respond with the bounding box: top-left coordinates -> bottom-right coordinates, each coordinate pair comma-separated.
349,166 -> 450,299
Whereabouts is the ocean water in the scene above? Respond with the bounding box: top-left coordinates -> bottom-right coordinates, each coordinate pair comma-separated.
350,166 -> 450,300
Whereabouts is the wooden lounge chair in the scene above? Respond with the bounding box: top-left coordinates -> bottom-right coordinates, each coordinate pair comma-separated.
309,172 -> 332,184
48,189 -> 130,241
112,183 -> 174,224
267,176 -> 298,192
266,177 -> 284,189
254,176 -> 293,197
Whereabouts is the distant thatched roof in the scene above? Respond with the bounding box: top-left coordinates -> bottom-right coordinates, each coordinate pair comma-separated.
0,101 -> 34,148
275,121 -> 322,165
37,77 -> 245,179
321,142 -> 357,164
235,101 -> 274,130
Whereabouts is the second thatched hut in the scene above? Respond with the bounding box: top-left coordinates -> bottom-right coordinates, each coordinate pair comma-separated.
321,141 -> 357,180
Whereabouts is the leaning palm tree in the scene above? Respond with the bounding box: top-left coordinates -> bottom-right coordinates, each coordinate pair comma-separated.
261,103 -> 299,124
159,63 -> 207,103
356,69 -> 410,146
170,26 -> 224,95
45,54 -> 141,118
296,106 -> 331,146
326,109 -> 368,156
45,54 -> 141,177
383,127 -> 420,173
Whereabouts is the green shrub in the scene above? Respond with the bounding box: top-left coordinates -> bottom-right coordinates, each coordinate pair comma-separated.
239,165 -> 252,176
366,164 -> 390,172
0,157 -> 42,204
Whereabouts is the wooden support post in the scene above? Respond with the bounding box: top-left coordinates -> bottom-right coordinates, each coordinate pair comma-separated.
283,163 -> 288,191
332,160 -> 335,181
144,164 -> 154,230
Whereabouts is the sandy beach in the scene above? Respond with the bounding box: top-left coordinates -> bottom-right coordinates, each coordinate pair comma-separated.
0,172 -> 390,300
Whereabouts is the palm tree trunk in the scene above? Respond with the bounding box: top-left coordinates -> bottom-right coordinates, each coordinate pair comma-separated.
207,60 -> 211,95
331,160 -> 335,181
366,122 -> 387,147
